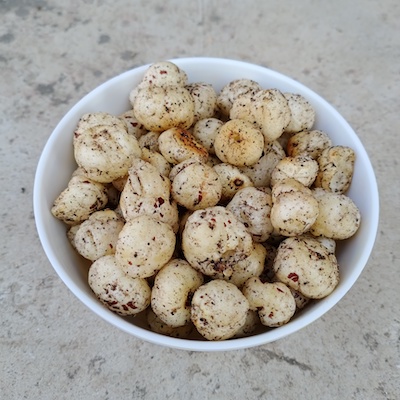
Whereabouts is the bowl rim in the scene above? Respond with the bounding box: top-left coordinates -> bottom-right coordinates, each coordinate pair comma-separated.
33,57 -> 380,351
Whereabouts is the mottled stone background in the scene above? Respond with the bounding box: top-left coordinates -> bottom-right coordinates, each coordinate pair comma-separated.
1,1 -> 399,399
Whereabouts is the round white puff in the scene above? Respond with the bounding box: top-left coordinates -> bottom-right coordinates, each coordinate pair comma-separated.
214,119 -> 264,167
119,159 -> 178,231
51,175 -> 108,225
271,155 -> 319,187
226,186 -> 273,242
186,82 -> 218,122
181,206 -> 253,278
284,93 -> 316,133
273,235 -> 340,299
133,85 -> 195,132
191,280 -> 249,341
270,187 -> 319,237
214,242 -> 267,287
287,129 -> 332,159
192,117 -> 224,155
310,188 -> 361,239
242,277 -> 296,327
216,78 -> 262,116
74,209 -> 124,261
121,158 -> 171,199
74,124 -> 142,183
151,259 -> 204,328
315,146 -> 356,194
170,159 -> 222,210
141,61 -> 188,87
158,127 -> 209,164
74,112 -> 128,138
88,255 -> 151,316
115,215 -> 176,279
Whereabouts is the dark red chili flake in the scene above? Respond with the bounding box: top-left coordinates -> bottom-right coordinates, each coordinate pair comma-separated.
276,287 -> 284,293
126,301 -> 137,309
288,272 -> 299,282
128,261 -> 132,265
159,70 -> 168,74
268,312 -> 274,318
194,192 -> 203,205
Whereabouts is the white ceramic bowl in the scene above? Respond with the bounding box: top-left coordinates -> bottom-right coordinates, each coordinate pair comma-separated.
34,58 -> 379,351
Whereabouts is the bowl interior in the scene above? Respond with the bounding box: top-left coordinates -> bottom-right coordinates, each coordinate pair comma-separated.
34,57 -> 379,351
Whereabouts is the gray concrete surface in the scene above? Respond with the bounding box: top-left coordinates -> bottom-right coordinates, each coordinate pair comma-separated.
1,1 -> 399,399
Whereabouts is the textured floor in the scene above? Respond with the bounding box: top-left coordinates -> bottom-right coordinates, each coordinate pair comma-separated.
1,1 -> 399,399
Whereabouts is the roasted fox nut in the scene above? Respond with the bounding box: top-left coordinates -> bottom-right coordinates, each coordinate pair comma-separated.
115,215 -> 176,279
88,255 -> 151,316
191,280 -> 249,340
158,127 -> 208,164
310,188 -> 361,240
242,277 -> 296,327
74,121 -> 141,183
170,159 -> 222,210
133,85 -> 195,132
181,206 -> 253,279
151,259 -> 204,328
273,235 -> 340,299
214,119 -> 264,167
51,174 -> 108,225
